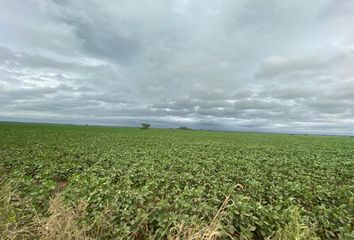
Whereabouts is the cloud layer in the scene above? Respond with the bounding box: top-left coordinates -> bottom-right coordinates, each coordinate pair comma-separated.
1,0 -> 353,134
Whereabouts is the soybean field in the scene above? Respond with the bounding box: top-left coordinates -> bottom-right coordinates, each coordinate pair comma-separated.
0,123 -> 353,239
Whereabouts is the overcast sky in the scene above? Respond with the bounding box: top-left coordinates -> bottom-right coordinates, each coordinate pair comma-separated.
0,0 -> 353,134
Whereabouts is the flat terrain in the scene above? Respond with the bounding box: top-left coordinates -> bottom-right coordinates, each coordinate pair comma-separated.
0,123 -> 353,239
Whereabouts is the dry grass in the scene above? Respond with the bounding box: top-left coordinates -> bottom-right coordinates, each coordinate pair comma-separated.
33,192 -> 235,240
0,178 -> 93,240
35,195 -> 91,240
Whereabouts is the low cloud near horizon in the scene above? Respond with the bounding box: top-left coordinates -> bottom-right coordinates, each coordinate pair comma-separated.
1,0 -> 353,134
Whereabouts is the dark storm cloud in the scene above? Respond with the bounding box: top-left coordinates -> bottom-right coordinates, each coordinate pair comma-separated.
0,0 -> 353,134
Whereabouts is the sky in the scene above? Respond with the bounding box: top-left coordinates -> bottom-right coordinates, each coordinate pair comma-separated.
0,0 -> 354,134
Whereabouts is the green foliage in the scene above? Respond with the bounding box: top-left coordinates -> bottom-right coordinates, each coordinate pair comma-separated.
141,123 -> 150,129
273,207 -> 320,240
0,123 -> 353,239
0,180 -> 36,239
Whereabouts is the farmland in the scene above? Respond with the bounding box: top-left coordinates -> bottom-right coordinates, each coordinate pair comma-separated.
0,122 -> 353,239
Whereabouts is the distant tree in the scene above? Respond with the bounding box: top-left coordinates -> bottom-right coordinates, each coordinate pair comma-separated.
179,126 -> 192,130
141,123 -> 150,129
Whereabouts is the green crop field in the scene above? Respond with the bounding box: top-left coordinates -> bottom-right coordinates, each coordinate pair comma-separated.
0,122 -> 353,239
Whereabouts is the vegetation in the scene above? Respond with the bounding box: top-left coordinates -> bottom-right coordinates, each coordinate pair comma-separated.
178,126 -> 193,130
0,122 -> 353,239
141,123 -> 151,129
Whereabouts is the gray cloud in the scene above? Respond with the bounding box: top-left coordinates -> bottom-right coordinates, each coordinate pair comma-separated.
0,0 -> 353,135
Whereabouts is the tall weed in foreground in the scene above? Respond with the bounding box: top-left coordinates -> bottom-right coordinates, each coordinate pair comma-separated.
272,207 -> 320,240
